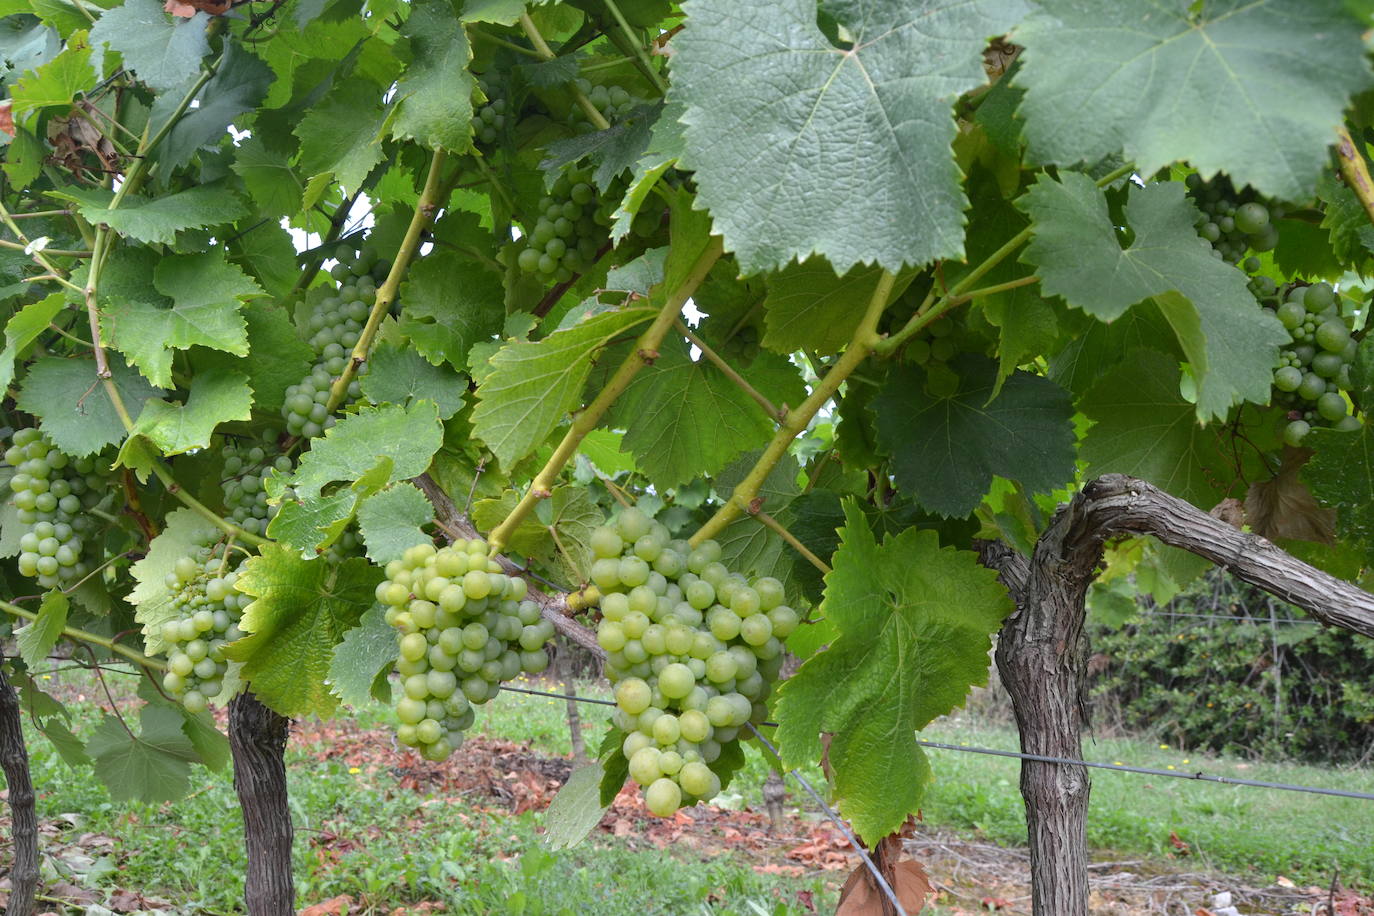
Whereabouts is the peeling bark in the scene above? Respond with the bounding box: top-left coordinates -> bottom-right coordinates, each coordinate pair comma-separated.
230,691 -> 293,916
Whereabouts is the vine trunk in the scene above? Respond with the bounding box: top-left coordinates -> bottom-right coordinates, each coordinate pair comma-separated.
230,691 -> 294,916
0,667 -> 38,916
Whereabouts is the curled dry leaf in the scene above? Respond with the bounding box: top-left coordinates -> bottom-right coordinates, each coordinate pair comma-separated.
0,100 -> 14,138
1245,448 -> 1335,543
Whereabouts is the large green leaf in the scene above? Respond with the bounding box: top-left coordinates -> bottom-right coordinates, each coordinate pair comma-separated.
16,355 -> 163,458
16,591 -> 67,668
89,0 -> 208,92
155,42 -> 273,173
670,0 -> 1027,274
273,402 -> 443,503
225,546 -> 383,718
54,184 -> 249,246
1019,173 -> 1289,421
360,343 -> 467,419
8,32 -> 92,121
1014,0 -> 1373,201
329,604 -> 396,708
229,136 -> 303,220
101,251 -> 261,387
356,481 -> 433,565
472,307 -> 655,469
773,499 -> 1012,844
391,0 -> 474,151
873,356 -> 1075,517
399,250 -> 505,369
294,78 -> 387,193
1078,349 -> 1232,510
1306,426 -> 1374,566
762,261 -> 887,356
120,369 -> 253,464
87,705 -> 199,803
0,293 -> 66,392
198,300 -> 315,415
604,334 -> 781,489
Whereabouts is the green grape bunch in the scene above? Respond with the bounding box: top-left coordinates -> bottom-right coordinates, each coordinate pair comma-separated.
4,427 -> 111,590
157,546 -> 249,713
516,167 -> 618,283
473,77 -> 508,146
376,538 -> 555,762
590,507 -> 797,817
1186,173 -> 1280,263
1266,281 -> 1362,445
569,78 -> 642,132
282,246 -> 388,439
221,436 -> 293,537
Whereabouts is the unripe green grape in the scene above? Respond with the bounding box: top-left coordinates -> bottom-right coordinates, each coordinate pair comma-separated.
645,778 -> 682,817
1317,392 -> 1348,422
1304,283 -> 1335,312
1298,373 -> 1327,401
615,678 -> 652,715
629,747 -> 662,785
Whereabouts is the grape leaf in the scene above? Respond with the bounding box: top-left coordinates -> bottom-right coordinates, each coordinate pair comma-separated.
360,343 -> 466,419
1013,0 -> 1373,201
1305,425 -> 1374,566
460,0 -> 526,24
472,306 -> 655,469
230,135 -> 303,220
542,103 -> 657,194
712,452 -> 801,588
872,356 -> 1075,517
154,42 -> 273,174
87,705 -> 199,803
89,0 -> 208,92
295,78 -> 387,193
199,300 -> 315,414
178,707 -> 230,772
273,402 -> 443,503
53,183 -> 249,245
0,292 -> 66,392
399,251 -> 505,369
16,355 -> 163,458
606,335 -> 793,488
36,716 -> 90,769
671,0 -> 1027,274
356,481 -> 433,565
609,99 -> 685,242
471,485 -> 601,582
225,546 -> 383,718
329,604 -> 396,708
1078,349 -> 1232,510
773,498 -> 1012,844
121,368 -> 253,465
8,32 -> 92,122
577,428 -> 636,476
16,590 -> 67,668
391,0 -> 474,151
128,508 -> 220,655
1019,173 -> 1289,421
544,764 -> 610,850
762,261 -> 887,357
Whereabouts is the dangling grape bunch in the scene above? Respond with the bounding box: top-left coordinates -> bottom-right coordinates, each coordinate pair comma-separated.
472,77 -> 508,146
1186,172 -> 1279,263
590,507 -> 797,817
569,78 -> 641,132
4,427 -> 111,589
515,167 -> 617,283
282,246 -> 388,439
220,435 -> 292,537
156,545 -> 249,713
376,538 -> 555,762
1266,281 -> 1361,445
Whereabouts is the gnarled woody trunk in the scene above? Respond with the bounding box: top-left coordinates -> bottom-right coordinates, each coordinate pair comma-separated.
0,666 -> 38,916
980,474 -> 1374,916
230,690 -> 293,916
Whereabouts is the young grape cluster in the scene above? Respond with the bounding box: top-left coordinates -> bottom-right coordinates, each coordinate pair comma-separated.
569,78 -> 640,132
1265,282 -> 1361,445
1186,173 -> 1279,262
473,77 -> 508,146
157,546 -> 248,713
590,507 -> 797,817
4,428 -> 109,589
515,168 -> 617,282
282,248 -> 387,439
376,538 -> 555,762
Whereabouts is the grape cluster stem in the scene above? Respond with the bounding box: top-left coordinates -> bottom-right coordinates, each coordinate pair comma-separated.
487,237 -> 725,554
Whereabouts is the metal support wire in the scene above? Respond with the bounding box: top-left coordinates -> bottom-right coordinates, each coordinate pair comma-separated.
497,685 -> 1374,802
746,722 -> 908,916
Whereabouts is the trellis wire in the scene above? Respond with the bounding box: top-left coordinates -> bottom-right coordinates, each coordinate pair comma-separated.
496,685 -> 1374,801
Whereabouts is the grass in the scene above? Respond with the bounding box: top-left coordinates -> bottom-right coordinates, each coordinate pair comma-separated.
5,668 -> 1373,914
